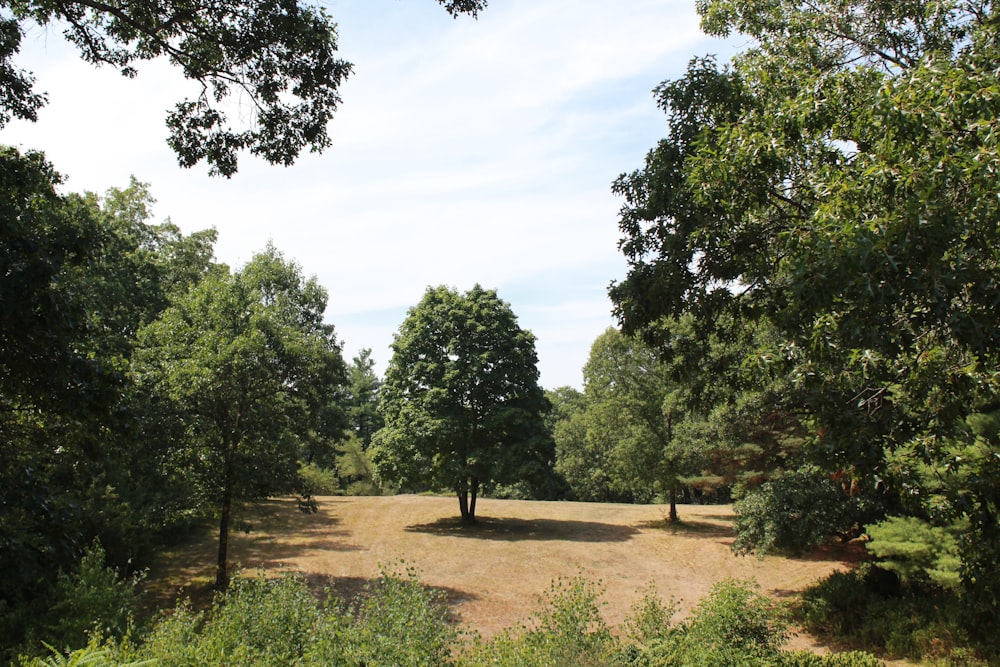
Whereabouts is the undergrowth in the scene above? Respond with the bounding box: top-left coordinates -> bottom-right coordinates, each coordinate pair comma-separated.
16,562 -> 891,667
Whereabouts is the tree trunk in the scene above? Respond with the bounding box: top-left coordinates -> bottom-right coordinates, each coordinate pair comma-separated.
469,476 -> 479,523
216,482 -> 232,590
668,486 -> 679,524
216,438 -> 236,591
458,482 -> 471,523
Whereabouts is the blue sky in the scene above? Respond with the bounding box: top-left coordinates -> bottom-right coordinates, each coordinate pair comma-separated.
2,0 -> 736,389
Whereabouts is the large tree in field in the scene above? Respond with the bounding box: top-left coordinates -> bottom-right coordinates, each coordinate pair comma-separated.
371,285 -> 552,523
0,0 -> 486,175
134,245 -> 346,589
610,0 -> 1000,620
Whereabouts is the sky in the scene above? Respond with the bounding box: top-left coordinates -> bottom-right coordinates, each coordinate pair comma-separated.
2,0 -> 738,389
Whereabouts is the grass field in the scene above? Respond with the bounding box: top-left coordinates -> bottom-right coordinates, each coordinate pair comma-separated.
144,494 -> 865,653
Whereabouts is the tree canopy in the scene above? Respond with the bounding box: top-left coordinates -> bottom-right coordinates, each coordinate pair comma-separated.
370,285 -> 552,523
0,0 -> 486,175
133,244 -> 346,588
610,0 -> 1000,623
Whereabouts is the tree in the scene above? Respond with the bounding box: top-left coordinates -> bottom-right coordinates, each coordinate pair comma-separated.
610,0 -> 1000,621
345,348 -> 383,448
0,148 -> 220,652
133,244 -> 346,589
581,327 -> 708,522
1,0 -> 486,176
370,285 -> 552,523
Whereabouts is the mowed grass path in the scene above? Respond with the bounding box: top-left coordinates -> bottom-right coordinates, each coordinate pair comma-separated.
145,495 -> 861,647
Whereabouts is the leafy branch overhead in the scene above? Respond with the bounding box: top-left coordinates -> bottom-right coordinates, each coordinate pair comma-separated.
0,0 -> 487,176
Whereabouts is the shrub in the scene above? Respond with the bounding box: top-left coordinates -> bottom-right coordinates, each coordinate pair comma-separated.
337,563 -> 456,667
27,541 -> 143,657
298,462 -> 341,497
459,576 -> 614,667
733,468 -> 858,556
865,516 -> 963,588
680,578 -> 787,665
779,650 -> 884,666
141,574 -> 325,666
796,567 -> 995,664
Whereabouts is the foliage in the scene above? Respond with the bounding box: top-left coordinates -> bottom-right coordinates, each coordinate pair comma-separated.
0,0 -> 485,175
344,348 -> 384,449
460,576 -> 614,667
371,285 -> 553,522
866,516 -> 963,588
797,566 -> 997,663
556,326 -> 713,515
609,0 -> 1000,617
136,567 -> 453,667
335,434 -> 384,495
779,651 -> 884,667
133,244 -> 347,588
732,467 -> 867,556
139,574 -> 326,667
667,579 -> 788,666
298,462 -> 341,497
19,638 -> 154,667
337,564 -> 456,667
30,541 -> 142,657
0,148 -> 218,656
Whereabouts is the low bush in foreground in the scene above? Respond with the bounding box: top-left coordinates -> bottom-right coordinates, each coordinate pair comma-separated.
19,568 -> 889,667
797,565 -> 998,666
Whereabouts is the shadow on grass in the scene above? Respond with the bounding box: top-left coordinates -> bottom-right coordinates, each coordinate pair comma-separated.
406,516 -> 640,543
141,497 -> 362,612
302,572 -> 481,617
634,518 -> 735,538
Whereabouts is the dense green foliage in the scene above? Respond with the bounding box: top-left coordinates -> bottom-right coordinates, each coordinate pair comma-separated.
17,569 -> 887,667
554,327 -> 712,515
0,0 -> 485,175
732,467 -> 870,556
371,285 -> 554,522
610,0 -> 1000,630
0,148 -> 219,655
798,566 -> 997,664
0,148 -> 355,655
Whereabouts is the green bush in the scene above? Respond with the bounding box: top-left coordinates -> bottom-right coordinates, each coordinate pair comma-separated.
335,563 -> 456,667
459,576 -> 614,667
22,541 -> 143,658
18,637 -> 154,667
733,468 -> 859,556
865,516 -> 963,588
796,567 -> 994,664
299,462 -> 341,497
140,574 -> 325,666
779,650 -> 884,666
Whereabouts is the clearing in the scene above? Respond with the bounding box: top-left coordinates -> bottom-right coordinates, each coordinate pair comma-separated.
145,495 -> 862,651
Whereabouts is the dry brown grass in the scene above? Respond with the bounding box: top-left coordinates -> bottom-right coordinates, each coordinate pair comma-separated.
143,494 -> 863,651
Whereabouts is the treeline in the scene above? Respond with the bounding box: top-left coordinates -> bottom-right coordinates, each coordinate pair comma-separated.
0,146 -> 389,657
587,0 -> 1000,662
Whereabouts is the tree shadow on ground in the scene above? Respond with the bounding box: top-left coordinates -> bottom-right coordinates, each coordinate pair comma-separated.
634,518 -> 735,539
141,497 -> 362,611
301,572 -> 480,625
786,540 -> 868,566
406,516 -> 640,543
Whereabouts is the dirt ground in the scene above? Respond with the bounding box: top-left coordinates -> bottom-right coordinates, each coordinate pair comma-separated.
145,494 -> 865,653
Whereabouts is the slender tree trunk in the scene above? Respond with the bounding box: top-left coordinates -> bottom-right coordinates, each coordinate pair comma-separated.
216,437 -> 235,591
216,483 -> 232,590
668,486 -> 678,524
